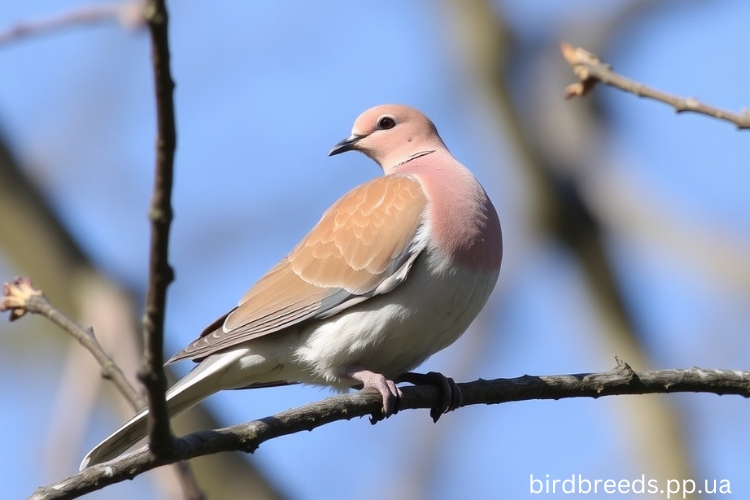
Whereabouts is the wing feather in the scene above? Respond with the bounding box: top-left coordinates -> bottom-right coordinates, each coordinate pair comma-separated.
168,175 -> 428,363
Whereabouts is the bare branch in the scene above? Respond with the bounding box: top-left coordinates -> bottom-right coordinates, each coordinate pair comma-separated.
30,363 -> 750,499
1,277 -> 144,410
0,1 -> 146,45
560,42 -> 750,130
136,0 -> 178,460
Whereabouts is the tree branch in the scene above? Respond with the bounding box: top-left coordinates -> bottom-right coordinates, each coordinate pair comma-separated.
29,363 -> 750,500
138,0 -> 177,460
1,277 -> 144,410
0,1 -> 146,45
1,277 -> 206,498
560,42 -> 750,130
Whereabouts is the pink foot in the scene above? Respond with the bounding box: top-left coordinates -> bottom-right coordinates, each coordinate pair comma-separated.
344,366 -> 402,424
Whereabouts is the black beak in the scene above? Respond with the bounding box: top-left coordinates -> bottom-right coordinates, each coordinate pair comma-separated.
328,134 -> 364,156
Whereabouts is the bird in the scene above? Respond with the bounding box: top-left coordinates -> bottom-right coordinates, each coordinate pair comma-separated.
80,104 -> 502,469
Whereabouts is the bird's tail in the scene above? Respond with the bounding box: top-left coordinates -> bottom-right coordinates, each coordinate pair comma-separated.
80,348 -> 249,470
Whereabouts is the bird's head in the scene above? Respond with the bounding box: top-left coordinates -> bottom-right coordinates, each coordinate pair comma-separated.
329,104 -> 446,173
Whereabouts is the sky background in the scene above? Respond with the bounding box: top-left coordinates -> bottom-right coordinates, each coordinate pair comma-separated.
1,1 -> 748,499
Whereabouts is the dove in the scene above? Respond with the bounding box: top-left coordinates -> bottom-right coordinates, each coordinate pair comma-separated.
81,104 -> 502,469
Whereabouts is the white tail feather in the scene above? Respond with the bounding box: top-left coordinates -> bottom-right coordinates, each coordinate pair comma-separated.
80,349 -> 249,470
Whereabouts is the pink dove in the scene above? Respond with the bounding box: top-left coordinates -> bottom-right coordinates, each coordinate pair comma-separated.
81,104 -> 502,469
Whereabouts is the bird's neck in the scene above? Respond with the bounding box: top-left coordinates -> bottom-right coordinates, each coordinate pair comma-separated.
394,150 -> 435,169
398,151 -> 502,272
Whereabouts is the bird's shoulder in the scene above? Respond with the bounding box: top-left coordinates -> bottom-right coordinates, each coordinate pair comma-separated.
287,173 -> 429,291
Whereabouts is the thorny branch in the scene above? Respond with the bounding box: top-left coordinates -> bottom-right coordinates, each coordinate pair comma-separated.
29,362 -> 750,499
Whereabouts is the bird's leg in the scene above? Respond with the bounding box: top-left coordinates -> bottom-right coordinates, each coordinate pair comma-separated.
399,371 -> 462,423
343,365 -> 402,424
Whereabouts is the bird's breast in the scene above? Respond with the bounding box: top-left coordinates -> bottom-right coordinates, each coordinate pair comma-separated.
404,160 -> 502,273
294,248 -> 499,387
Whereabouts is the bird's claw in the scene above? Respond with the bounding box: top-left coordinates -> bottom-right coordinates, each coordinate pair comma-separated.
368,377 -> 401,424
399,371 -> 462,422
427,371 -> 462,422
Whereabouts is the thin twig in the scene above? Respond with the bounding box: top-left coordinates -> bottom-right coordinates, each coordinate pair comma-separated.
1,277 -> 144,410
0,1 -> 146,46
137,0 -> 178,460
1,278 -> 206,498
30,363 -> 750,499
560,42 -> 750,130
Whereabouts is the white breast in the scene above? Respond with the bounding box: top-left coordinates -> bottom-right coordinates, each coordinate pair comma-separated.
291,242 -> 499,390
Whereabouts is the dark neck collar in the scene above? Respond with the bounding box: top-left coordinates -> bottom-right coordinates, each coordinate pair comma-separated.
394,150 -> 435,168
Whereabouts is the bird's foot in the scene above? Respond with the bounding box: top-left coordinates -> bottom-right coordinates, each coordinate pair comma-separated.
399,371 -> 462,422
344,366 -> 402,424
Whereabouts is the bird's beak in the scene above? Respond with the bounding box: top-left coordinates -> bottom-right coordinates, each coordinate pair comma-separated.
328,134 -> 364,156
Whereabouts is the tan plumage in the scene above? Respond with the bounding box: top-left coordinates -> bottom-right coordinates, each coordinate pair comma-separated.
169,175 -> 428,362
81,104 -> 502,469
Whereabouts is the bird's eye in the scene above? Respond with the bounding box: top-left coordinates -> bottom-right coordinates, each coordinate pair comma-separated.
378,116 -> 396,130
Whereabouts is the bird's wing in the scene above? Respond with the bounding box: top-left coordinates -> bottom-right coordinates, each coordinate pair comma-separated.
168,174 -> 429,363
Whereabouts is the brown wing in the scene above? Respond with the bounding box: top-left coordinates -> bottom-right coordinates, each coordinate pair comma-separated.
167,175 -> 428,363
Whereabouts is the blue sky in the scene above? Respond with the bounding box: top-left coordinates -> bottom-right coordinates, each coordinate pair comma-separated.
1,1 -> 748,499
